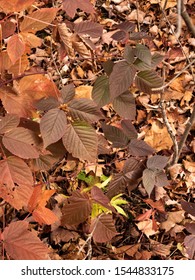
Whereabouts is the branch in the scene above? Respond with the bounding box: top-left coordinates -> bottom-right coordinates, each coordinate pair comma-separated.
171,105 -> 195,165
181,0 -> 195,37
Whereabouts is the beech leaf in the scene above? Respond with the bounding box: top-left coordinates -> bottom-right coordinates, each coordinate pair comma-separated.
0,114 -> 20,134
20,8 -> 58,33
40,108 -> 67,148
62,0 -> 95,18
101,123 -> 129,148
2,127 -> 40,159
147,155 -> 168,170
0,156 -> 33,209
135,70 -> 163,94
61,191 -> 92,225
74,21 -> 103,37
62,121 -> 98,162
92,75 -> 110,108
90,214 -> 117,243
68,98 -> 102,123
128,139 -> 154,156
7,34 -> 25,64
113,90 -> 136,120
109,61 -> 136,99
2,221 -> 49,260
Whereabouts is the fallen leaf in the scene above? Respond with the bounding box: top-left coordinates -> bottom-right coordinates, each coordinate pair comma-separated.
160,210 -> 185,232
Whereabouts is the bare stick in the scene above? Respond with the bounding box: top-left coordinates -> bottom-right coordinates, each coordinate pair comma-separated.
175,0 -> 182,39
181,0 -> 195,37
171,105 -> 195,165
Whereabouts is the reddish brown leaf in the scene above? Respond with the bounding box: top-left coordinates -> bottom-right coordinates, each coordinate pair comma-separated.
2,127 -> 40,159
128,139 -> 154,156
121,119 -> 138,139
40,108 -> 67,148
0,156 -> 33,209
142,169 -> 156,196
28,185 -> 58,225
90,214 -> 117,243
62,0 -> 95,18
2,221 -> 49,260
147,155 -> 168,170
61,191 -> 92,225
109,61 -> 136,100
62,121 -> 98,162
0,114 -> 20,134
74,21 -> 103,37
91,186 -> 115,212
113,90 -> 136,120
181,200 -> 195,217
184,235 -> 195,259
7,34 -> 25,64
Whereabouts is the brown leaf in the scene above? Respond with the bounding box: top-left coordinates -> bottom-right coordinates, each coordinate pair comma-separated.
7,34 -> 25,64
62,0 -> 95,18
2,221 -> 49,260
0,156 -> 33,209
144,120 -> 173,152
0,0 -> 35,13
160,210 -> 185,232
90,214 -> 117,243
150,240 -> 172,257
61,190 -> 92,225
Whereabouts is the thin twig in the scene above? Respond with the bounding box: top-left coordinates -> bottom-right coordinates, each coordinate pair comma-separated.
160,67 -> 178,166
175,0 -> 182,39
171,105 -> 195,165
152,58 -> 195,91
181,0 -> 195,37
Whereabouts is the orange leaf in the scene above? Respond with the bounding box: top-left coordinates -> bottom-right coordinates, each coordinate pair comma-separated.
28,185 -> 58,225
0,0 -> 35,13
7,34 -> 25,64
20,8 -> 58,33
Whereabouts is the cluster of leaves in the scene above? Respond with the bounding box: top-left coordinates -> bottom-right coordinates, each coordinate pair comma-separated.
0,0 -> 194,260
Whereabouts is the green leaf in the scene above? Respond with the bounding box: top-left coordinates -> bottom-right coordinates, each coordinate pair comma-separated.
135,70 -> 163,94
62,121 -> 98,161
92,75 -> 110,108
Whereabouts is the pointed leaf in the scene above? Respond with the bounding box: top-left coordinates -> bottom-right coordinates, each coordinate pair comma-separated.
184,235 -> 195,259
68,98 -> 102,123
61,191 -> 92,225
2,127 -> 40,159
128,139 -> 154,156
102,60 -> 114,76
62,121 -> 98,161
0,156 -> 33,209
35,97 -> 60,111
123,157 -> 145,180
147,155 -> 168,170
7,34 -> 25,64
135,44 -> 152,65
91,186 -> 115,212
28,185 -> 58,225
0,114 -> 20,134
151,53 -> 164,68
155,170 -> 169,187
90,214 -> 117,243
60,83 -> 75,103
109,61 -> 136,100
135,70 -> 163,94
124,45 -> 135,64
2,221 -> 48,260
121,119 -> 138,139
101,123 -> 129,148
92,75 -> 110,108
62,0 -> 95,18
107,174 -> 128,198
74,21 -> 103,37
20,8 -> 58,33
113,90 -> 136,120
40,108 -> 67,148
143,169 -> 156,196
